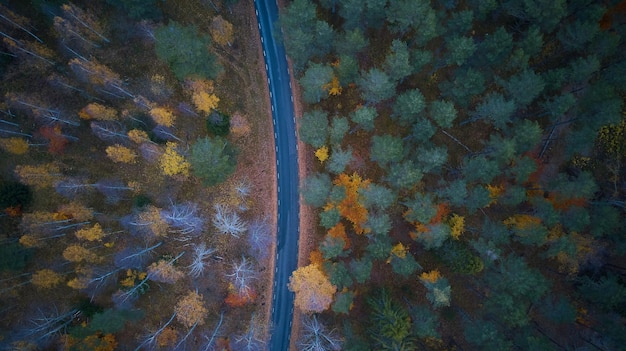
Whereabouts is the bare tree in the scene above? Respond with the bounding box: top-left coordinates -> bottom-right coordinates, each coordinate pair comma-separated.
188,242 -> 216,278
200,311 -> 224,351
161,202 -> 205,237
225,256 -> 257,298
114,242 -> 162,269
55,177 -> 94,199
134,311 -> 176,351
90,121 -> 128,143
297,314 -> 342,351
19,306 -> 79,346
212,204 -> 247,237
247,217 -> 272,262
232,315 -> 267,351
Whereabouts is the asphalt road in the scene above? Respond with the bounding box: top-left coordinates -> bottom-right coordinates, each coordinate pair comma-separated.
253,1 -> 300,350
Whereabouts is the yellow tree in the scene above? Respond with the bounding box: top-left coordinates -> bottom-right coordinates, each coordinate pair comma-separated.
160,142 -> 190,177
175,291 -> 207,328
185,79 -> 219,114
106,144 -> 137,164
0,137 -> 29,154
31,269 -> 63,288
63,245 -> 101,264
78,103 -> 118,121
210,15 -> 234,47
127,129 -> 150,144
14,163 -> 61,189
57,202 -> 93,222
288,263 -> 337,313
315,146 -> 329,163
147,260 -> 184,284
448,214 -> 465,240
149,107 -> 175,127
329,173 -> 370,234
75,223 -> 105,241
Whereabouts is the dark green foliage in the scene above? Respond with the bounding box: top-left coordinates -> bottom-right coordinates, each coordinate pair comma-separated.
350,105 -> 377,132
0,181 -> 32,210
320,207 -> 341,229
390,252 -> 421,278
333,291 -> 355,314
501,69 -> 545,108
358,68 -> 396,104
546,171 -> 598,200
561,206 -> 590,232
485,255 -> 550,327
519,25 -> 544,57
589,205 -> 622,239
557,20 -> 600,52
69,308 -> 144,338
476,27 -> 513,67
206,110 -> 230,136
446,10 -> 474,35
577,273 -> 626,311
370,135 -> 404,168
463,318 -> 513,351
300,63 -> 333,104
76,299 -> 104,319
337,54 -> 360,85
365,212 -> 391,236
366,234 -> 392,260
327,147 -> 352,174
154,22 -> 221,81
568,55 -> 600,85
429,100 -> 457,129
446,35 -> 476,66
421,276 -> 451,308
0,242 -> 32,271
326,261 -> 353,289
415,223 -> 450,250
510,119 -> 542,153
385,160 -> 424,190
410,49 -> 433,74
437,179 -> 467,208
360,183 -> 396,211
439,67 -> 485,107
106,0 -> 163,20
320,235 -> 348,260
403,193 -> 436,224
132,194 -> 151,209
350,256 -> 373,284
465,185 -> 491,214
335,28 -> 369,56
383,40 -> 412,82
415,145 -> 447,174
436,240 -> 484,275
410,118 -> 436,143
299,110 -> 329,148
511,221 -> 548,247
386,0 -> 438,44
392,89 -> 425,126
301,172 -> 332,207
463,155 -> 500,184
502,0 -> 567,33
471,93 -> 516,129
409,304 -> 440,339
367,289 -> 416,350
539,295 -> 576,324
329,116 -> 349,146
189,136 -> 238,186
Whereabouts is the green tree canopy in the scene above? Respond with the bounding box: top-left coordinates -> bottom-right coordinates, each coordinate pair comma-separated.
189,136 -> 238,186
299,109 -> 329,148
154,22 -> 222,81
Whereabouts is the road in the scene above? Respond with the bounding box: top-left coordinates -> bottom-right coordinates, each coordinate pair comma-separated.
253,1 -> 300,350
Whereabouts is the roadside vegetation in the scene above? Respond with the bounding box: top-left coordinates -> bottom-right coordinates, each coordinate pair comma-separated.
0,0 -> 276,349
282,0 -> 626,350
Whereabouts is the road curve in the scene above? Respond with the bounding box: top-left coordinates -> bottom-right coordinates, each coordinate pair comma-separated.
253,1 -> 299,350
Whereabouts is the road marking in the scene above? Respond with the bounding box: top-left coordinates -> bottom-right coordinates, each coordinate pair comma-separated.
274,132 -> 277,138
271,105 -> 274,112
261,36 -> 264,43
263,50 -> 266,57
290,95 -> 293,102
265,63 -> 268,71
269,91 -> 272,98
255,9 -> 258,16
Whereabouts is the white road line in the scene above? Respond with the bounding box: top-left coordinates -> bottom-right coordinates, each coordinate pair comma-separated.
263,50 -> 266,57
255,9 -> 258,16
269,91 -> 272,98
271,105 -> 274,111
261,36 -> 264,43
265,63 -> 268,71
290,95 -> 293,102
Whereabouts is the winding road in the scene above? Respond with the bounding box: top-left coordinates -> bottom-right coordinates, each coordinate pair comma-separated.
253,1 -> 299,350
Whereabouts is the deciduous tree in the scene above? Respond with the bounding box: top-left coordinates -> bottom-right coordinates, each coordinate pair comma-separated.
105,144 -> 137,164
289,263 -> 337,313
210,15 -> 234,47
175,291 -> 207,328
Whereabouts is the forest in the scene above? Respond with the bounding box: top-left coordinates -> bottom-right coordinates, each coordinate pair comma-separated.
282,0 -> 626,350
0,0 -> 278,350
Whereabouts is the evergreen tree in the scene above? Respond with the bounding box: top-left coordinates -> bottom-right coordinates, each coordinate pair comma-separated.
189,136 -> 238,186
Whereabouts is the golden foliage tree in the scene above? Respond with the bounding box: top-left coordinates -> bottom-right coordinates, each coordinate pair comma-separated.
31,269 -> 63,288
420,270 -> 441,284
324,75 -> 342,96
63,245 -> 101,263
210,15 -> 234,46
315,145 -> 329,163
448,214 -> 465,240
14,163 -> 61,189
78,103 -> 118,120
288,263 -> 337,313
160,142 -> 190,177
175,291 -> 207,328
75,223 -> 105,241
105,144 -> 137,164
127,129 -> 150,144
328,222 -> 350,249
0,137 -> 29,154
147,260 -> 184,284
328,173 -> 370,234
149,107 -> 175,127
185,79 -> 219,114
57,202 -> 93,222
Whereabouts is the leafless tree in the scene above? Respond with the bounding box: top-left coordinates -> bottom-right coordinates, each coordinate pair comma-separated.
247,217 -> 272,262
232,314 -> 267,351
225,256 -> 257,298
297,314 -> 342,351
188,242 -> 216,278
212,204 -> 247,237
161,202 -> 205,237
